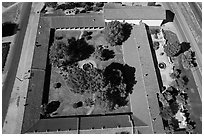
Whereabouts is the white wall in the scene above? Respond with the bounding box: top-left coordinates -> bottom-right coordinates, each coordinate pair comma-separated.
105,19 -> 163,26
142,20 -> 163,26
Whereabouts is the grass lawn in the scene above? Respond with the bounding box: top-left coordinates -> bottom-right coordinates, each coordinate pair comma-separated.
163,30 -> 179,44
2,3 -> 22,23
47,29 -> 130,117
2,42 -> 11,71
2,2 -> 16,8
55,30 -> 81,40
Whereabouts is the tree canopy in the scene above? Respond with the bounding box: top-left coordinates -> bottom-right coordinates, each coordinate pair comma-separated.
164,41 -> 181,57
104,21 -> 132,46
60,62 -> 136,111
49,37 -> 95,67
181,50 -> 197,69
64,64 -> 105,94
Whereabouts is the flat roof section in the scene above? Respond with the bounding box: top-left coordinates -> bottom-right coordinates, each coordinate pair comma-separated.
104,3 -> 166,20
122,23 -> 165,133
122,24 -> 153,133
27,117 -> 79,133
45,14 -> 105,28
80,115 -> 132,130
21,69 -> 46,133
80,127 -> 133,134
133,23 -> 164,133
31,17 -> 51,70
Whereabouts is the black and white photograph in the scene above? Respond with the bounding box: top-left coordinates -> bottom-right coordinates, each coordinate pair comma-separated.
2,1 -> 202,134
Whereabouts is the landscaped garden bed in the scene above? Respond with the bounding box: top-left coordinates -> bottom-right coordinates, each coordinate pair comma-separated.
149,28 -> 199,134
41,21 -> 135,117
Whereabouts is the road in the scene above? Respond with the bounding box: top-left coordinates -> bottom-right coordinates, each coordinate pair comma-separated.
2,2 -> 32,124
188,2 -> 202,28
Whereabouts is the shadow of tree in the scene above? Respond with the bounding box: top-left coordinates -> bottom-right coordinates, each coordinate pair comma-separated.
2,22 -> 19,37
180,42 -> 191,54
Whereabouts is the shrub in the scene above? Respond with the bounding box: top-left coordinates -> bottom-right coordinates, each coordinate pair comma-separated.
44,101 -> 60,115
84,98 -> 94,107
100,49 -> 115,61
170,68 -> 181,79
73,101 -> 83,108
164,41 -> 181,57
94,47 -> 115,61
53,82 -> 62,89
169,101 -> 179,115
182,50 -> 196,69
150,28 -> 160,35
153,41 -> 160,50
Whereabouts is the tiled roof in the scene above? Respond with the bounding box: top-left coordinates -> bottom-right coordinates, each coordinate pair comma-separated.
104,3 -> 166,20
21,69 -> 45,133
44,14 -> 105,28
80,115 -> 132,130
31,17 -> 50,70
27,118 -> 79,133
122,23 -> 165,134
133,23 -> 165,133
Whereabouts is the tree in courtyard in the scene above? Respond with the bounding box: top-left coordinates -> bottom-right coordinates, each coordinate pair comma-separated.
65,64 -> 105,94
164,41 -> 181,57
104,21 -> 132,46
66,37 -> 95,64
49,40 -> 69,67
41,101 -> 60,117
181,50 -> 197,69
49,37 -> 95,67
101,49 -> 115,61
94,46 -> 115,61
53,82 -> 62,89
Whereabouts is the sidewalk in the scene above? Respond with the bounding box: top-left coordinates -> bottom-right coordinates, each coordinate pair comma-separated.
2,2 -> 44,134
